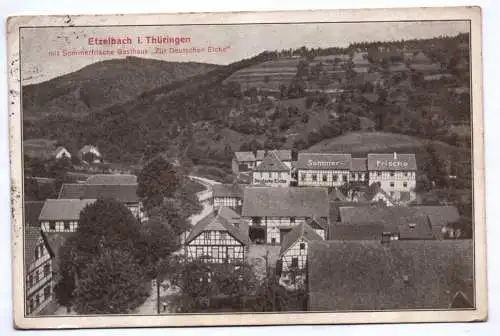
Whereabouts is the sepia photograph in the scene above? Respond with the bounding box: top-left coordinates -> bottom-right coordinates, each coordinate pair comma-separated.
7,7 -> 486,329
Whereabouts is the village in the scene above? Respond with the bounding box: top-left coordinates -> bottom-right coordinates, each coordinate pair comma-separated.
23,141 -> 474,315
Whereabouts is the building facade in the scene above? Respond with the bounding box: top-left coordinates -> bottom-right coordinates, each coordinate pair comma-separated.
296,153 -> 352,187
212,183 -> 244,210
39,199 -> 96,232
184,207 -> 249,263
367,153 -> 417,201
252,151 -> 291,187
256,149 -> 292,168
25,227 -> 53,316
232,151 -> 256,174
242,187 -> 329,244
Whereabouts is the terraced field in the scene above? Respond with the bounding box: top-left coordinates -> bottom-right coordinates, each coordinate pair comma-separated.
224,58 -> 301,90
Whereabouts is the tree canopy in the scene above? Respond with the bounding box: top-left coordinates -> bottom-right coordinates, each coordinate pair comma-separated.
137,156 -> 181,211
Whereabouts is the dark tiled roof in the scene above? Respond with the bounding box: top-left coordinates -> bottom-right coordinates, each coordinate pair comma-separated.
350,158 -> 367,172
39,199 -> 96,221
305,217 -> 329,231
25,226 -> 43,267
329,222 -> 387,240
411,206 -> 460,238
338,206 -> 434,240
58,183 -> 86,199
254,151 -> 289,172
308,239 -> 474,311
367,153 -> 417,171
186,207 -> 250,245
242,187 -> 329,218
328,189 -> 347,202
280,222 -> 323,255
24,201 -> 45,227
212,183 -> 244,198
256,149 -> 291,161
296,153 -> 351,170
58,183 -> 139,203
86,174 -> 137,185
234,151 -> 256,162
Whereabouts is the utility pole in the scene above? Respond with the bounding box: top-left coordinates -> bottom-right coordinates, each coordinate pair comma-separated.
156,277 -> 160,314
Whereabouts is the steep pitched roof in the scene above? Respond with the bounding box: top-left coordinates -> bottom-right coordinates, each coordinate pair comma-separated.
24,226 -> 43,267
256,149 -> 292,161
79,145 -> 101,155
328,188 -> 347,202
24,201 -> 45,227
185,208 -> 250,245
308,240 -> 474,311
350,158 -> 368,172
254,151 -> 289,172
54,146 -> 70,157
58,184 -> 139,203
242,187 -> 329,218
367,153 -> 417,171
39,199 -> 96,221
296,153 -> 351,170
234,151 -> 256,162
212,183 -> 244,198
86,174 -> 137,185
280,222 -> 323,255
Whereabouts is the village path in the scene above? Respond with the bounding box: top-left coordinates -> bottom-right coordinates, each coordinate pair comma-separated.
134,175 -> 219,314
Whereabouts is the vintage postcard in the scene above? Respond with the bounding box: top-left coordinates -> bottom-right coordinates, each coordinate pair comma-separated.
7,7 -> 486,329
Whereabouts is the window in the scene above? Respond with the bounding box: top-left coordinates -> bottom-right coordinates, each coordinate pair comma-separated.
403,182 -> 408,188
220,232 -> 227,241
342,174 -> 348,182
312,174 -> 317,182
43,264 -> 50,278
196,247 -> 203,257
404,172 -> 408,177
271,238 -> 276,245
291,257 -> 299,268
322,174 -> 328,182
332,174 -> 338,182
203,232 -> 211,241
49,222 -> 56,230
64,222 -> 70,231
377,172 -> 382,176
390,172 -> 395,177
44,285 -> 51,301
34,247 -> 39,260
351,173 -> 356,179
300,243 -> 305,250
290,217 -> 296,224
300,173 -> 306,181
252,217 -> 262,225
212,247 -> 219,260
34,270 -> 39,283
409,223 -> 416,230
390,182 -> 395,187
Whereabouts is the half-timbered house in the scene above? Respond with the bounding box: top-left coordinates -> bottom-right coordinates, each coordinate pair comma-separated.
39,199 -> 95,232
185,207 -> 250,263
296,153 -> 352,187
242,187 -> 329,244
278,222 -> 323,284
232,151 -> 256,174
367,153 -> 417,201
252,151 -> 291,187
256,149 -> 292,168
25,227 -> 53,316
212,182 -> 244,210
58,183 -> 145,221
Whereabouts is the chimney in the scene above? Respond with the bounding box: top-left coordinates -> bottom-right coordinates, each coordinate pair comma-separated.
393,152 -> 397,160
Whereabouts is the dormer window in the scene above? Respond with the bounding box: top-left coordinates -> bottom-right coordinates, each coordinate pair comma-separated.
409,223 -> 416,230
300,242 -> 305,250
